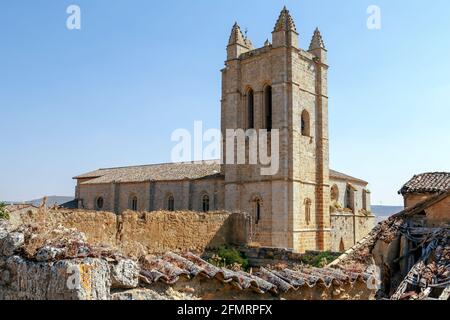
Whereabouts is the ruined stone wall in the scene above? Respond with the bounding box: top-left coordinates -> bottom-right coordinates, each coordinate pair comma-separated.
117,211 -> 247,257
330,213 -> 376,252
13,209 -> 250,257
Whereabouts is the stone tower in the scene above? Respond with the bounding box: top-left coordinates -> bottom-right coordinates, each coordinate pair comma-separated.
221,7 -> 331,253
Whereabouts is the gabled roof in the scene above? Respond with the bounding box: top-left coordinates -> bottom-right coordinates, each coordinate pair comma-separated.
329,169 -> 368,185
74,161 -> 368,186
399,172 -> 450,195
74,161 -> 222,184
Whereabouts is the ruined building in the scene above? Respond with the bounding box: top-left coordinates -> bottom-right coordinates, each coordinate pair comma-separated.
331,173 -> 450,300
73,7 -> 375,253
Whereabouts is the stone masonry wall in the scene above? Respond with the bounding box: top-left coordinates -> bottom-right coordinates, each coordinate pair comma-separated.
14,209 -> 250,257
330,213 -> 376,252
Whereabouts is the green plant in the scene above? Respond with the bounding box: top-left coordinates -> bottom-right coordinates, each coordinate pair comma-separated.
208,246 -> 249,270
0,202 -> 9,220
301,251 -> 340,268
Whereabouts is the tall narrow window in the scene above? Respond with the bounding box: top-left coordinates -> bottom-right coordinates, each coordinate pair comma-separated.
340,238 -> 345,252
304,198 -> 312,225
264,86 -> 272,131
131,196 -> 138,211
247,89 -> 254,129
255,199 -> 261,224
96,197 -> 104,211
167,195 -> 175,212
346,184 -> 354,210
202,194 -> 210,213
301,110 -> 310,136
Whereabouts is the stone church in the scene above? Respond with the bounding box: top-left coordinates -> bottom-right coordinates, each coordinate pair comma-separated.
74,7 -> 375,253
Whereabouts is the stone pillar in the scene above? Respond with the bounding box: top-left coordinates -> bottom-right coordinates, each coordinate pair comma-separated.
147,181 -> 155,212
111,182 -> 120,214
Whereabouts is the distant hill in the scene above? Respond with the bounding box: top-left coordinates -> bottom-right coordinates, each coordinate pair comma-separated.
371,205 -> 404,223
3,196 -> 74,208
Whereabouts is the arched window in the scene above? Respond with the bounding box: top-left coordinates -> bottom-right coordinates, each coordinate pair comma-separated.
331,185 -> 339,203
304,198 -> 312,225
95,197 -> 104,211
130,196 -> 138,211
202,194 -> 210,213
255,199 -> 261,224
167,195 -> 175,212
301,110 -> 310,136
247,89 -> 254,129
264,86 -> 272,131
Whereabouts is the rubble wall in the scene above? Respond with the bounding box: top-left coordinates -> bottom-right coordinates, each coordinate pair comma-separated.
12,209 -> 249,257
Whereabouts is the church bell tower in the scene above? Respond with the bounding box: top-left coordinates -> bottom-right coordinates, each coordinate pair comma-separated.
221,7 -> 331,252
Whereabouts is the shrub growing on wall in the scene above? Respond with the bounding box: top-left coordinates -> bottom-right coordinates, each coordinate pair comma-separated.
0,202 -> 9,220
209,246 -> 249,270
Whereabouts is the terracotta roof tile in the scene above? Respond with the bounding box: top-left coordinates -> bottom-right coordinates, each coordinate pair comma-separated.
138,252 -> 370,294
399,172 -> 450,195
75,161 -> 222,184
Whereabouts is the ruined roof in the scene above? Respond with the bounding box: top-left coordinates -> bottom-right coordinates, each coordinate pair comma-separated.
75,161 -> 368,186
331,191 -> 450,268
139,252 -> 370,294
329,191 -> 450,300
399,172 -> 450,195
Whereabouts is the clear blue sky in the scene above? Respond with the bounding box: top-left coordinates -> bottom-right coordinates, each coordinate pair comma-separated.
1,0 -> 449,205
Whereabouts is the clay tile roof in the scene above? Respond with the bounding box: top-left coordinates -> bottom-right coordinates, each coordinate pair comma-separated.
399,172 -> 450,195
75,161 -> 368,186
74,161 -> 223,184
138,252 -> 370,294
329,169 -> 368,185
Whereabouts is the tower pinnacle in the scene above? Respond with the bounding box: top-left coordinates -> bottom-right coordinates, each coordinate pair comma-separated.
309,27 -> 326,51
228,22 -> 247,47
273,6 -> 297,32
227,22 -> 252,60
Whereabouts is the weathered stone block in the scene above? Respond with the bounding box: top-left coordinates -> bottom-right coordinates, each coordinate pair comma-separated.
109,259 -> 139,289
1,256 -> 111,300
0,232 -> 24,257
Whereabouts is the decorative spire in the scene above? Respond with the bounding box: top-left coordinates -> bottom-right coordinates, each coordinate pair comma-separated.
273,6 -> 297,33
309,27 -> 326,50
264,39 -> 271,46
228,22 -> 247,46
